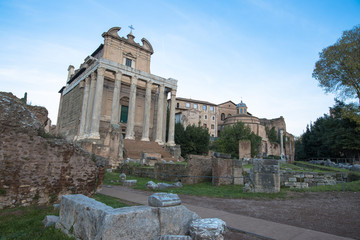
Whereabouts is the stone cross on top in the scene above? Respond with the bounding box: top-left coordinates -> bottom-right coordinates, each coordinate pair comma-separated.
128,25 -> 135,34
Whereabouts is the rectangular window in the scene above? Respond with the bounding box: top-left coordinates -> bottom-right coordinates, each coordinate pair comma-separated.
204,123 -> 207,128
211,124 -> 215,129
125,58 -> 132,67
212,116 -> 215,121
120,105 -> 128,123
193,103 -> 198,109
176,103 -> 179,108
203,105 -> 207,111
186,102 -> 190,108
210,106 -> 214,112
204,115 -> 207,120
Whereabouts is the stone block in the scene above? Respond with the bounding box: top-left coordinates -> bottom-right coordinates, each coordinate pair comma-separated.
120,173 -> 126,182
101,206 -> 160,240
56,194 -> 113,239
159,205 -> 200,235
189,218 -> 226,240
158,235 -> 192,240
294,174 -> 304,178
123,180 -> 137,186
288,177 -> 297,182
43,215 -> 59,227
148,193 -> 181,207
146,181 -> 159,190
213,152 -> 232,159
304,174 -> 314,178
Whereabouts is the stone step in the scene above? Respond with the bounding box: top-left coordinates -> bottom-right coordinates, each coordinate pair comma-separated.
124,139 -> 173,160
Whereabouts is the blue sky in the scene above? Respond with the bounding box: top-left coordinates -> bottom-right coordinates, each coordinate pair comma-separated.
1,0 -> 359,136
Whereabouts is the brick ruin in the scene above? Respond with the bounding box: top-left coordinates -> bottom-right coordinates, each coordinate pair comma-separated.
0,92 -> 107,209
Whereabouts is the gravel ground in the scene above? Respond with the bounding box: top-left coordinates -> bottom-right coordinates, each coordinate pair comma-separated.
179,191 -> 360,239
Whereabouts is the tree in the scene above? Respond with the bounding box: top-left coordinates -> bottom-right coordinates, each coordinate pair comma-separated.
295,101 -> 360,160
215,122 -> 262,158
174,123 -> 210,158
313,25 -> 360,103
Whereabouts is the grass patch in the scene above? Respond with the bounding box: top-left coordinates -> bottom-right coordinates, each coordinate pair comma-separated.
295,161 -> 349,172
0,205 -> 74,240
290,180 -> 360,192
242,164 -> 253,169
93,194 -> 130,208
0,193 -> 129,240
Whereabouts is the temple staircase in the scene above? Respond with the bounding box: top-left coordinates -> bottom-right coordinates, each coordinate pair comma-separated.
123,139 -> 174,161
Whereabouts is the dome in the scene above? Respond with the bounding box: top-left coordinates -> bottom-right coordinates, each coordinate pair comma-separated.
236,100 -> 247,108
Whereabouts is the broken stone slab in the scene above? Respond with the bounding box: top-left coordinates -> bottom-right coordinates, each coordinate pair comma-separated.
123,179 -> 137,186
172,182 -> 183,188
159,205 -> 200,235
157,235 -> 192,240
148,193 -> 182,207
213,152 -> 232,159
43,215 -> 59,227
120,173 -> 126,182
100,206 -> 160,239
56,194 -> 113,239
146,181 -> 159,190
158,183 -> 175,189
53,203 -> 60,210
189,218 -> 226,240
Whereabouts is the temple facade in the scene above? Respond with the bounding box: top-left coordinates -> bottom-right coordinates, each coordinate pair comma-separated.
56,27 -> 178,167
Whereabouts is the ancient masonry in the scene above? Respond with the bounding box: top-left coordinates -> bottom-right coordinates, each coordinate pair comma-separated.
0,92 -> 106,209
56,27 -> 179,168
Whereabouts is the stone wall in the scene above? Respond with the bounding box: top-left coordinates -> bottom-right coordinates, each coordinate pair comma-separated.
246,159 -> 280,193
239,140 -> 251,159
0,92 -> 107,209
281,171 -> 340,188
182,155 -> 212,184
211,157 -> 243,186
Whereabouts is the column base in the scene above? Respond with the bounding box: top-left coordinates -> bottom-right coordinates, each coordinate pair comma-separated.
125,135 -> 135,140
155,139 -> 164,145
166,141 -> 176,146
88,132 -> 101,139
141,137 -> 150,141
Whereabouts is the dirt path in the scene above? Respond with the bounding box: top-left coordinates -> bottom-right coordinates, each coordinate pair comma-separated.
178,191 -> 360,239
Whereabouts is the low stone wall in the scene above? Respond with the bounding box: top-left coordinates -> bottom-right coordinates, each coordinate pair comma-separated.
281,171 -> 341,188
182,155 -> 212,184
155,163 -> 187,182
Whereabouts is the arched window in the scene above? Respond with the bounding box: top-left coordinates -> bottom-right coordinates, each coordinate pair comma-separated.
221,113 -> 225,120
240,109 -> 243,114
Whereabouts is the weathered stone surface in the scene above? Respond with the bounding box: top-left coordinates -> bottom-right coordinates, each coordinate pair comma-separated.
53,203 -> 60,210
189,218 -> 226,240
158,235 -> 192,240
213,152 -> 232,159
123,180 -> 137,186
101,206 -> 160,240
56,194 -> 113,239
146,181 -> 159,190
148,193 -> 181,207
120,173 -> 126,182
43,215 -> 59,227
248,159 -> 280,193
158,183 -> 174,189
159,205 -> 200,235
0,92 -> 107,209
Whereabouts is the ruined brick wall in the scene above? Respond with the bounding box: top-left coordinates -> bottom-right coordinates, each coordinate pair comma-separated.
239,140 -> 251,159
212,158 -> 233,186
0,92 -> 107,209
182,155 -> 212,184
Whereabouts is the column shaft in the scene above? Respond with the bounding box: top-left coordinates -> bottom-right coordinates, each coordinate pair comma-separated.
155,84 -> 165,144
78,76 -> 90,139
125,76 -> 138,140
141,80 -> 153,141
110,71 -> 122,124
167,89 -> 176,146
162,91 -> 167,142
84,71 -> 97,137
89,67 -> 105,139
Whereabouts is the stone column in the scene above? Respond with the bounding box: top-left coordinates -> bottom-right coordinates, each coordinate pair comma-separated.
56,92 -> 64,134
89,67 -> 105,139
280,129 -> 284,159
162,91 -> 167,142
78,76 -> 90,139
125,76 -> 138,140
155,84 -> 165,144
167,89 -> 176,146
110,71 -> 122,125
141,80 -> 153,141
84,71 -> 97,137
